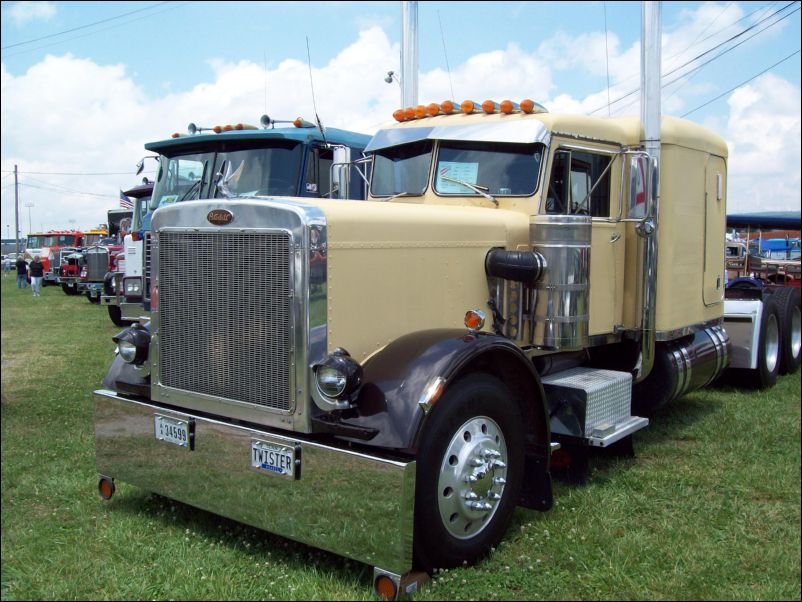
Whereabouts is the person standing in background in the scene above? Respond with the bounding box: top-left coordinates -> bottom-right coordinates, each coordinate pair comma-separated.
2,256 -> 10,277
29,255 -> 44,297
15,256 -> 28,288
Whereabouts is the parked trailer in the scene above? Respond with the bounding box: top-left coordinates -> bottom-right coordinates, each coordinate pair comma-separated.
95,102 -> 801,598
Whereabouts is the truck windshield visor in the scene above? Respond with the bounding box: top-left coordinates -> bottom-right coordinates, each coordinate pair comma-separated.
434,141 -> 544,196
151,142 -> 303,210
370,140 -> 432,197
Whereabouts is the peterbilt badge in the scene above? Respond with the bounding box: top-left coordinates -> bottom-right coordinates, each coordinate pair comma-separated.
207,209 -> 234,226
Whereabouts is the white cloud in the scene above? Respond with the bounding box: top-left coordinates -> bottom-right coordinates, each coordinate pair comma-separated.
7,1 -> 56,26
1,14 -> 800,234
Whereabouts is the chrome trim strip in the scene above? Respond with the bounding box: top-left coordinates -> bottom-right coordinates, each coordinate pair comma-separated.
654,318 -> 725,342
93,390 -> 415,574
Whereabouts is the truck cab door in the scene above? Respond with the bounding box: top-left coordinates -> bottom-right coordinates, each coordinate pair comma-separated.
543,144 -> 625,336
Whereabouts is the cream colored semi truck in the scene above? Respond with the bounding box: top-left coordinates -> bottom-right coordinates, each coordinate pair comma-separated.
95,100 -> 801,598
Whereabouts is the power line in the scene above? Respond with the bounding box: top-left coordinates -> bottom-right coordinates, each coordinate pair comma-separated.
1,2 -> 191,59
587,2 -> 800,116
1,2 -> 171,50
681,49 -> 801,118
1,170 -> 141,176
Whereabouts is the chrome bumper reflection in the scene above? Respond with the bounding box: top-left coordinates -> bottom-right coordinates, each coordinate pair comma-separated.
93,390 -> 416,574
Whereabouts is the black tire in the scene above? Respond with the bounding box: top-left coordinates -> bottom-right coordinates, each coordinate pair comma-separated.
413,374 -> 524,572
107,305 -> 129,327
750,294 -> 781,388
86,291 -> 100,304
772,287 -> 801,375
61,282 -> 78,295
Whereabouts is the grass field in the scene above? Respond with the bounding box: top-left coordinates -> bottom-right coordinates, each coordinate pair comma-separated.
1,274 -> 800,601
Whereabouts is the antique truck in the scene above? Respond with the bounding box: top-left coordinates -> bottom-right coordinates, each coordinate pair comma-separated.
59,226 -> 108,295
102,180 -> 154,326
94,89 -> 801,597
80,211 -> 130,304
98,117 -> 371,326
23,229 -> 83,286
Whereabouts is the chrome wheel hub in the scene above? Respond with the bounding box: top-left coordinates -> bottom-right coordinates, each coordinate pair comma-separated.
437,416 -> 508,540
766,313 -> 780,373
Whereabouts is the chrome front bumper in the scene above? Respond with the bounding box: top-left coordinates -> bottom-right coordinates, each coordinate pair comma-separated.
93,390 -> 416,574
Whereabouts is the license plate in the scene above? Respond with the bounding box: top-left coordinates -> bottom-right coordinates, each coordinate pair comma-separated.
251,440 -> 298,479
154,414 -> 191,449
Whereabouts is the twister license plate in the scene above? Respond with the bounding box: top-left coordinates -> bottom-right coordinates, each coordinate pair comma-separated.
154,414 -> 192,449
251,440 -> 298,479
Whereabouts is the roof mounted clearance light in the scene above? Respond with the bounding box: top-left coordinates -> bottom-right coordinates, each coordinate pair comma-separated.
414,105 -> 427,119
171,132 -> 182,138
213,125 -> 223,133
294,117 -> 316,128
441,100 -> 457,114
482,100 -> 500,114
500,100 -> 519,114
521,99 -> 548,114
460,100 -> 478,114
426,103 -> 441,117
403,107 -> 416,121
393,109 -> 406,122
235,123 -> 257,130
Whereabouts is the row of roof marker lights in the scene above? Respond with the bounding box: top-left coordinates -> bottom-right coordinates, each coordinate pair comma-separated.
393,99 -> 548,122
171,115 -> 316,138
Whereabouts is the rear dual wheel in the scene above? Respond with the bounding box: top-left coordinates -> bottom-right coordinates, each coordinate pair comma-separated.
772,287 -> 802,375
414,374 -> 523,572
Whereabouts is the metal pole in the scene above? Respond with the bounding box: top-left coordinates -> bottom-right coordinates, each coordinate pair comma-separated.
14,165 -> 20,254
636,0 -> 662,384
401,1 -> 418,108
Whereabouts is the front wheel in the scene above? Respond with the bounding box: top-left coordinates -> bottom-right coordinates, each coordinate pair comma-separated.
86,291 -> 100,304
413,374 -> 523,572
61,282 -> 78,295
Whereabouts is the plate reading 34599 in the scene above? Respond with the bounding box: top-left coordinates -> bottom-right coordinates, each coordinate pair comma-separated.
251,440 -> 297,479
154,414 -> 190,448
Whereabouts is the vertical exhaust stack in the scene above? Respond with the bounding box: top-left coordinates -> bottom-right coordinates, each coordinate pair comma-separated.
636,0 -> 662,383
401,1 -> 419,108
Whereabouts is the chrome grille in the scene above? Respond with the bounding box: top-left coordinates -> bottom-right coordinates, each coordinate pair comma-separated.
86,249 -> 108,280
143,232 -> 152,301
158,231 -> 293,411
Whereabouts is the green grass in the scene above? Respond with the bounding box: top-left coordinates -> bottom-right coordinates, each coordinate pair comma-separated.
2,275 -> 800,600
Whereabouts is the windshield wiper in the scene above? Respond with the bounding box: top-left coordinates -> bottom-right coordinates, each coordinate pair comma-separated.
439,176 -> 498,206
178,179 -> 201,203
380,191 -> 412,202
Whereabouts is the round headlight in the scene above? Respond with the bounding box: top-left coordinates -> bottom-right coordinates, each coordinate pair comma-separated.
118,340 -> 137,363
316,365 -> 347,398
314,348 -> 362,401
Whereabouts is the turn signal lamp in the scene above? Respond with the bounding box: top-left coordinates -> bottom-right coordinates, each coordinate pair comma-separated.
461,100 -> 477,114
482,100 -> 500,114
464,309 -> 486,331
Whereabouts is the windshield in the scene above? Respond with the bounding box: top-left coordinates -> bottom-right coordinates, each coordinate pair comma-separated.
27,235 -> 46,248
434,141 -> 544,196
370,140 -> 432,197
44,234 -> 79,247
84,234 -> 104,247
151,142 -> 303,210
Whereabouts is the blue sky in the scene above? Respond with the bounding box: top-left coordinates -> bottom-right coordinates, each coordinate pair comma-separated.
1,1 -> 800,231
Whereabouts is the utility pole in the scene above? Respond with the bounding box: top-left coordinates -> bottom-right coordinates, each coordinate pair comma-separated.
25,202 -> 34,235
14,164 -> 20,254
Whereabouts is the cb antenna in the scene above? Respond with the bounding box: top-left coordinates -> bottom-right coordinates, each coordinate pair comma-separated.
305,36 -> 328,146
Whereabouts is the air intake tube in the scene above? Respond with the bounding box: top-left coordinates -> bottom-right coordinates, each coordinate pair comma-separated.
485,249 -> 547,284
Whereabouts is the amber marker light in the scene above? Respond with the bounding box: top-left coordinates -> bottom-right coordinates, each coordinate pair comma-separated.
500,99 -> 518,114
223,124 -> 234,131
464,309 -> 486,331
403,107 -> 416,120
426,102 -> 441,117
482,100 -> 499,114
171,132 -> 181,138
441,100 -> 456,114
374,575 -> 398,601
213,125 -> 223,133
520,99 -> 535,114
393,109 -> 406,122
461,100 -> 477,114
412,105 -> 425,119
